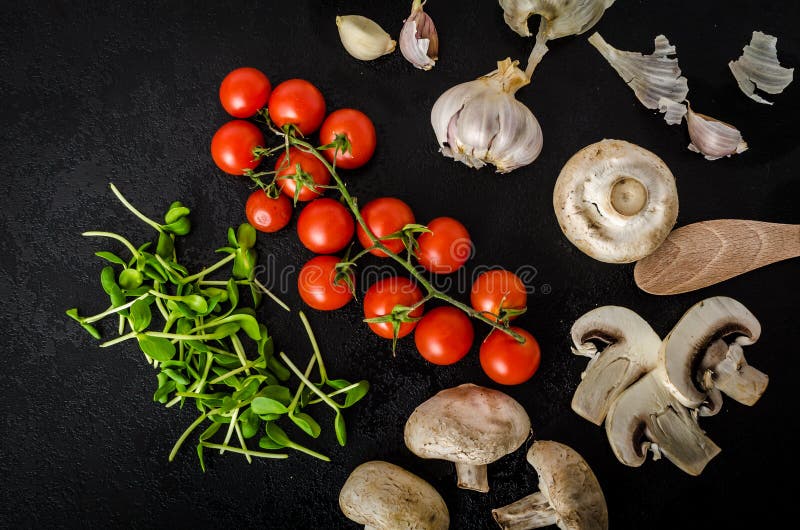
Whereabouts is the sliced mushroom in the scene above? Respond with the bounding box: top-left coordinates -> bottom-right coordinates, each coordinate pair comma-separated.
571,306 -> 663,425
605,369 -> 721,476
660,297 -> 766,410
493,441 -> 608,530
553,139 -> 679,264
404,383 -> 531,493
339,460 -> 450,530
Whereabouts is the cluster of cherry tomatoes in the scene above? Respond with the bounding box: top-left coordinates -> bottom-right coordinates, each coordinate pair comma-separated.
210,67 -> 541,386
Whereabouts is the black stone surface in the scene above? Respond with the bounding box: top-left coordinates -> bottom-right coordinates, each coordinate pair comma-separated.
1,0 -> 798,528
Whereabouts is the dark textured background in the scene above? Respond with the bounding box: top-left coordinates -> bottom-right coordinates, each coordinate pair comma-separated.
1,0 -> 798,528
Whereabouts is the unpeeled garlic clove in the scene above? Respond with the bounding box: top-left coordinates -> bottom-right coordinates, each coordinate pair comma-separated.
686,105 -> 747,161
336,15 -> 396,61
430,58 -> 543,173
399,0 -> 438,70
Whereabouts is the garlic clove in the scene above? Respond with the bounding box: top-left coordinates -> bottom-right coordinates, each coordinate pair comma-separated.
399,0 -> 438,70
431,58 -> 542,173
686,105 -> 747,161
336,15 -> 396,61
729,31 -> 794,105
589,32 -> 689,125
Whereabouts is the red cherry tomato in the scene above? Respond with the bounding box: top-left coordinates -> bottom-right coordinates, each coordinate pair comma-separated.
416,217 -> 472,274
470,269 -> 528,322
297,198 -> 354,254
211,120 -> 264,175
219,67 -> 271,118
245,190 -> 292,233
414,307 -> 474,365
268,79 -> 326,135
319,109 -> 376,169
297,255 -> 354,311
275,147 -> 331,202
356,197 -> 415,258
480,327 -> 541,385
363,277 -> 424,339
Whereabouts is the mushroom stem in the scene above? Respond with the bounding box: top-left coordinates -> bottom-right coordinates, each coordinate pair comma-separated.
455,462 -> 489,492
709,348 -> 768,406
492,491 -> 558,530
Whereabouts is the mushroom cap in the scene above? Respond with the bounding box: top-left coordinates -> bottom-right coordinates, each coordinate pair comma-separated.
404,383 -> 531,465
660,296 -> 761,408
570,306 -> 662,425
553,139 -> 678,263
528,441 -> 608,530
605,370 -> 720,476
339,461 -> 449,530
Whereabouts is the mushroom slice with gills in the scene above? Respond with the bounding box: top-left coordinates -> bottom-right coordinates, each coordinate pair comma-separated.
729,31 -> 794,105
498,1 -> 616,78
553,139 -> 679,264
589,33 -> 689,125
404,383 -> 531,493
605,369 -> 721,476
493,440 -> 608,530
661,296 -> 766,410
339,461 -> 450,530
570,306 -> 662,425
686,105 -> 748,161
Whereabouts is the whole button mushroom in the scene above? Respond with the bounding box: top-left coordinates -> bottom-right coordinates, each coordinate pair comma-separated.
493,441 -> 608,530
339,460 -> 449,530
404,383 -> 531,493
553,139 -> 679,263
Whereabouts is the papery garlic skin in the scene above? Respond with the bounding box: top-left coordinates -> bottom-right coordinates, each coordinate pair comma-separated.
686,106 -> 747,161
400,0 -> 438,70
336,15 -> 396,61
431,59 -> 543,173
589,33 -> 688,125
729,31 -> 794,105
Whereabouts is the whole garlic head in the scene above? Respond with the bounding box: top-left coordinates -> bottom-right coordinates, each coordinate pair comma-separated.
336,15 -> 396,61
430,59 -> 543,173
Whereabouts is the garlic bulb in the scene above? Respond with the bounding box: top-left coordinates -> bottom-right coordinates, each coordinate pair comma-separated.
430,59 -> 543,173
336,15 -> 396,61
729,31 -> 794,105
499,0 -> 616,77
400,0 -> 438,70
686,105 -> 747,161
589,32 -> 689,125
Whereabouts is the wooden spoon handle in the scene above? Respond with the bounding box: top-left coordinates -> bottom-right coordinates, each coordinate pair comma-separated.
634,220 -> 800,295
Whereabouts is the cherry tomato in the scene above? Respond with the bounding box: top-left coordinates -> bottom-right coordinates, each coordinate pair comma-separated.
219,67 -> 271,118
319,109 -> 376,169
297,255 -> 353,311
297,198 -> 354,254
211,120 -> 264,175
245,190 -> 292,233
480,327 -> 541,385
275,147 -> 331,202
356,197 -> 415,258
470,269 -> 527,322
414,307 -> 474,365
416,217 -> 472,274
363,277 -> 424,339
268,79 -> 326,135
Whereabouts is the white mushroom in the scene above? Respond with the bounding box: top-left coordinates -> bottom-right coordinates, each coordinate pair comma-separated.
605,369 -> 721,476
660,297 -> 766,411
492,441 -> 608,530
570,306 -> 662,425
339,460 -> 450,530
553,139 -> 679,263
404,383 -> 531,493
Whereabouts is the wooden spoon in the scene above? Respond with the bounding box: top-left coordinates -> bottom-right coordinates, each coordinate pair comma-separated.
634,220 -> 800,295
